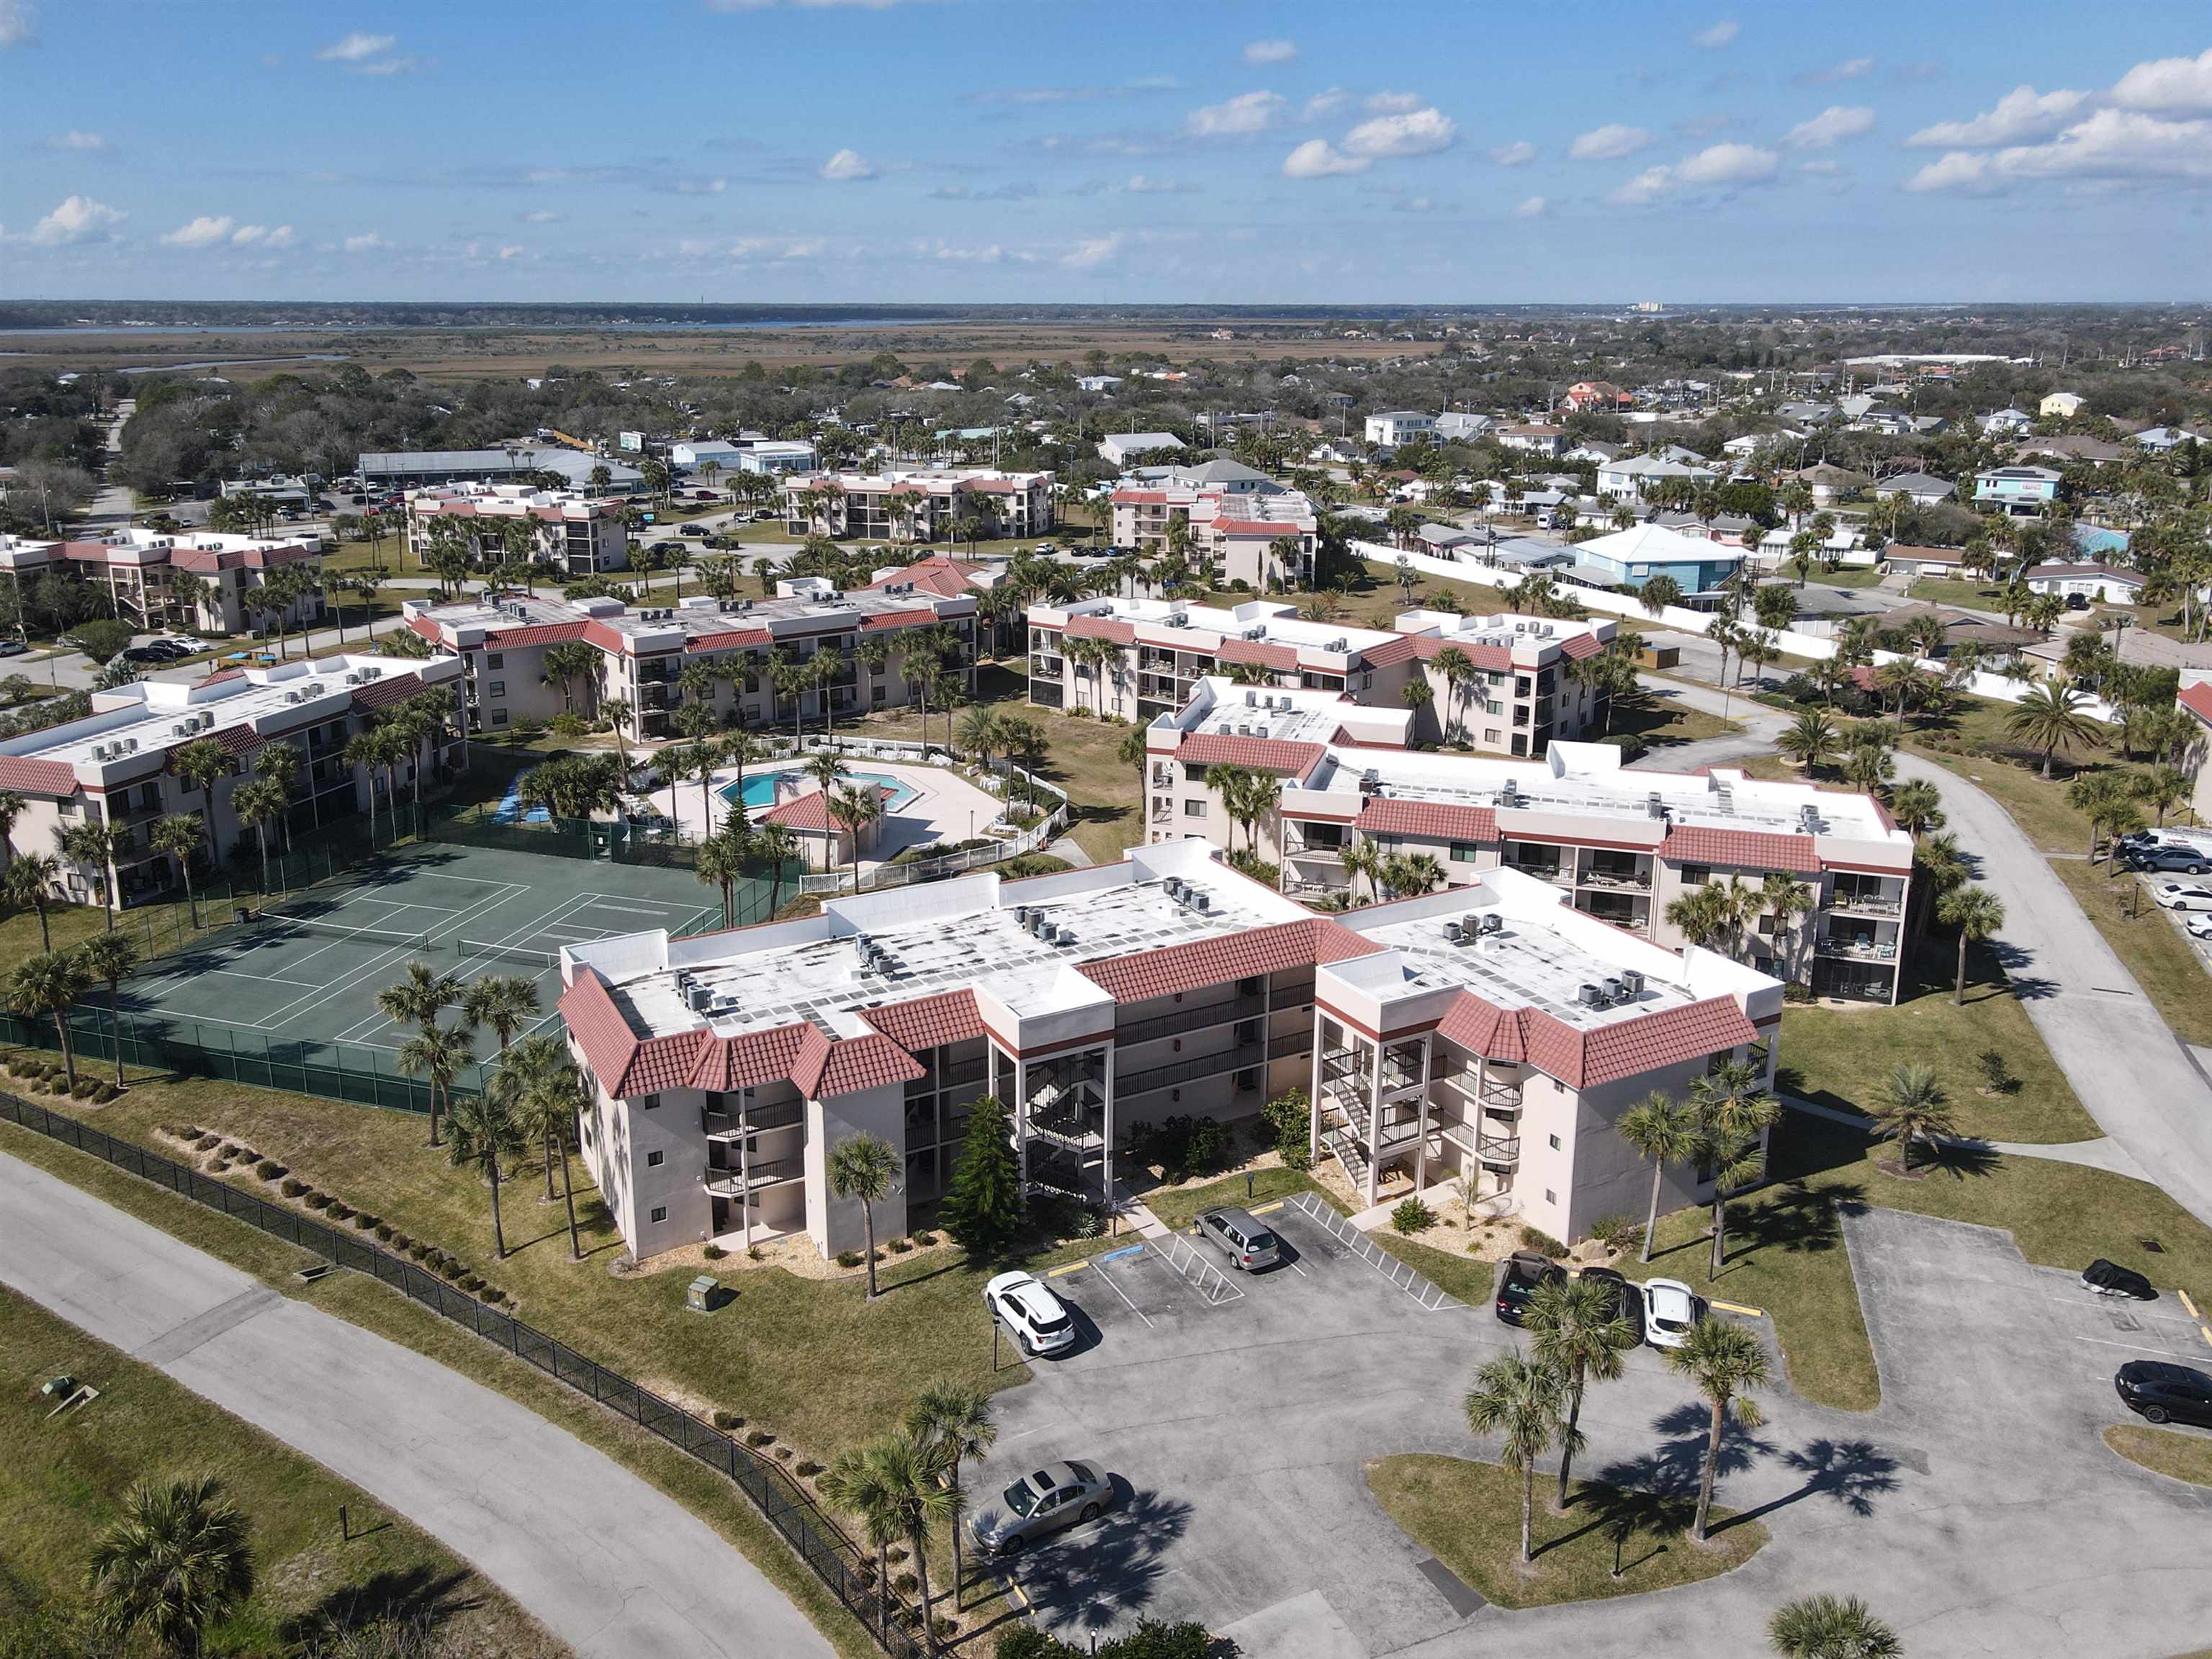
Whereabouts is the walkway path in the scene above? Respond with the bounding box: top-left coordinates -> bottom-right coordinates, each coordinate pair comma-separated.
1895,752 -> 2212,1228
1782,1092 -> 2152,1180
0,1153 -> 833,1659
1628,670 -> 1789,773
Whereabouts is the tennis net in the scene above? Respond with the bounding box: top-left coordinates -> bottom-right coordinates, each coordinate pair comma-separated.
457,938 -> 565,970
279,915 -> 433,952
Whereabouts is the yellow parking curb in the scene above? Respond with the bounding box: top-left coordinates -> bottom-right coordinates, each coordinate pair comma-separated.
2180,1290 -> 2202,1320
1004,1579 -> 1030,1612
2199,1324 -> 2212,1350
1046,1261 -> 1089,1278
1710,1299 -> 1766,1318
1249,1200 -> 1286,1215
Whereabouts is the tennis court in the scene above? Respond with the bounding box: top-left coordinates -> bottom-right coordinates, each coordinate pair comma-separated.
119,841 -> 744,1065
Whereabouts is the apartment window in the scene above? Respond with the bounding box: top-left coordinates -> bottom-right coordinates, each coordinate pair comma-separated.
650,1205 -> 667,1224
1450,841 -> 1482,863
1544,1189 -> 1556,1205
487,681 -> 506,698
638,1094 -> 660,1110
1548,1133 -> 1561,1151
645,1149 -> 665,1168
1184,801 -> 1207,818
1681,864 -> 1711,887
491,711 -> 511,727
1485,728 -> 1502,744
487,652 -> 505,668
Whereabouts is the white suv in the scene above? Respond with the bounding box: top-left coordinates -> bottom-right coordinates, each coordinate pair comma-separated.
984,1270 -> 1077,1356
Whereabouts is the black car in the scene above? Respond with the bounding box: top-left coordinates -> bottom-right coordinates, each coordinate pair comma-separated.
1579,1266 -> 1644,1343
2115,1361 -> 2212,1428
1495,1251 -> 1566,1326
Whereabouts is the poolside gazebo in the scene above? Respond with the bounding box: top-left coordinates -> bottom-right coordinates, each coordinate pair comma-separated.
757,784 -> 894,871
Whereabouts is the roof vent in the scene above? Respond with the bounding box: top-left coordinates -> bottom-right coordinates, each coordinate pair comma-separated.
1647,791 -> 1665,819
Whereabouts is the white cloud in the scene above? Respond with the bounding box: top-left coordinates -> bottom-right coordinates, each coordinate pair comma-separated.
1806,55 -> 1874,82
1187,90 -> 1282,136
230,224 -> 293,247
1694,19 -> 1738,49
819,148 -> 876,181
45,130 -> 111,153
161,215 -> 236,248
1570,123 -> 1653,161
30,195 -> 123,246
498,244 -> 523,259
1364,90 -> 1424,114
1302,87 -> 1346,119
2112,46 -> 2212,113
1122,174 -> 1196,194
1063,233 -> 1123,269
1609,141 -> 1778,204
1489,140 -> 1536,166
1341,105 -> 1456,158
1281,138 -> 1367,178
1908,85 -> 2087,147
317,31 -> 394,62
522,210 -> 565,223
1799,159 -> 1842,176
1782,105 -> 1875,149
1514,194 -> 1547,217
672,176 -> 728,194
343,233 -> 387,253
1907,107 -> 2212,192
0,0 -> 31,48
1243,38 -> 1296,66
1392,197 -> 1437,214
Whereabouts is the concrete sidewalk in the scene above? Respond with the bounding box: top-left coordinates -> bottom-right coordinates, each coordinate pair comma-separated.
1897,752 -> 2212,1228
0,1152 -> 833,1659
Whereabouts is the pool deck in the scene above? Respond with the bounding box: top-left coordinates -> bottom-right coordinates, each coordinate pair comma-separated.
642,757 -> 1010,871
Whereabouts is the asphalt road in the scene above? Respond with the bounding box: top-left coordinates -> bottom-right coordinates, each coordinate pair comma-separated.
0,1152 -> 834,1659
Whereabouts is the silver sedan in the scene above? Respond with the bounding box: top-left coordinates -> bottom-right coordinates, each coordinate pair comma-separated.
968,1460 -> 1112,1557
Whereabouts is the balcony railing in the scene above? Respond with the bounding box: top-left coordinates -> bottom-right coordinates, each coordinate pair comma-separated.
704,1155 -> 806,1195
1116,994 -> 1267,1048
1578,867 -> 1651,891
1817,936 -> 1899,963
1830,889 -> 1902,916
1117,1045 -> 1267,1099
1507,861 -> 1570,886
703,1102 -> 804,1139
1477,1134 -> 1522,1166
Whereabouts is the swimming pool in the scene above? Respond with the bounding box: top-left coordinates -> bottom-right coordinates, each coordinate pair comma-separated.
725,768 -> 921,813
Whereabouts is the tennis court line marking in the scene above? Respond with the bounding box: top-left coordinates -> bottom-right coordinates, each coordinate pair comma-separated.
335,884 -> 595,1040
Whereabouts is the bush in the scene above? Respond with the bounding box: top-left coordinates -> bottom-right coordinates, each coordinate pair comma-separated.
1518,1224 -> 1568,1257
220,1142 -> 245,1160
835,1249 -> 863,1268
1591,1214 -> 1643,1254
197,1133 -> 222,1152
354,1212 -> 378,1231
482,1288 -> 508,1305
894,1573 -> 919,1597
711,1410 -> 744,1431
1390,1197 -> 1437,1235
281,1178 -> 307,1197
92,1082 -> 120,1103
407,1241 -> 431,1260
1123,1114 -> 1232,1182
302,1192 -> 332,1210
746,1429 -> 775,1448
73,1078 -> 99,1099
439,1260 -> 464,1282
461,1274 -> 485,1293
1261,1087 -> 1312,1171
887,1236 -> 912,1253
255,1159 -> 284,1180
913,1231 -> 937,1247
795,1458 -> 822,1478
328,1202 -> 354,1220
374,1223 -> 395,1241
702,1243 -> 727,1260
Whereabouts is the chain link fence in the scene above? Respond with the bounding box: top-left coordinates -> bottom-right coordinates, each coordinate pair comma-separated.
0,1089 -> 925,1657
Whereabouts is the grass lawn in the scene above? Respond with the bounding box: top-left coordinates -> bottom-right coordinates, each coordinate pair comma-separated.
0,1285 -> 562,1658
1802,567 -> 1887,590
1138,1164 -> 1332,1233
1779,945 -> 2099,1143
1364,1454 -> 1766,1609
2102,1424 -> 2212,1488
1606,689 -> 1740,754
2048,860 -> 2212,1047
1901,576 -> 2006,612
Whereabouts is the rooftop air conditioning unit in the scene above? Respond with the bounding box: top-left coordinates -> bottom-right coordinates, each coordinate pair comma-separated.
1053,925 -> 1074,945
1479,912 -> 1504,935
1244,688 -> 1259,706
1603,977 -> 1624,1003
1237,724 -> 1252,737
1618,968 -> 1645,997
1444,920 -> 1464,943
124,739 -> 138,753
1189,891 -> 1210,914
1647,791 -> 1665,819
1576,982 -> 1604,1009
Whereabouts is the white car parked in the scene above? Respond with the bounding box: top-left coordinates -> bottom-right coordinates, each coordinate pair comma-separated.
2184,912 -> 2212,941
984,1269 -> 1077,1356
1641,1277 -> 1707,1349
2154,882 -> 2212,913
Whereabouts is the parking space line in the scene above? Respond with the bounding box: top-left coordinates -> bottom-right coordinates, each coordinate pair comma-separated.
1089,1259 -> 1156,1329
2039,1293 -> 2204,1328
2073,1333 -> 2192,1357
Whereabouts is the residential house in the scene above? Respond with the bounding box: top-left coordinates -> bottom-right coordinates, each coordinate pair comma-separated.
1364,412 -> 1437,447
2040,392 -> 2087,420
1974,465 -> 2063,517
1871,472 -> 1956,505
1098,432 -> 1185,466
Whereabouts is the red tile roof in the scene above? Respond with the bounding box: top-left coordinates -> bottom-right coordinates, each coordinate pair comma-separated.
687,1023 -> 810,1092
352,672 -> 425,712
866,555 -> 984,598
861,988 -> 986,1051
0,755 -> 79,796
1434,989 -> 1757,1089
1658,825 -> 1820,876
759,783 -> 892,832
485,621 -> 590,650
1354,798 -> 1500,844
1079,915 -> 1380,1004
809,1032 -> 926,1097
685,627 -> 771,653
1176,732 -> 1326,777
210,724 -> 264,759
860,607 -> 940,633
1066,613 -> 1138,645
2180,680 -> 2212,729
1215,637 -> 1300,673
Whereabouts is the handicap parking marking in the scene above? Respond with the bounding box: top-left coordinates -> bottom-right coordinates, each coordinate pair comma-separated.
1095,1244 -> 1146,1264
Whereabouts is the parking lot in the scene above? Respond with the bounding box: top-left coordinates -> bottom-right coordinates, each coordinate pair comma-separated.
976,1199 -> 2212,1659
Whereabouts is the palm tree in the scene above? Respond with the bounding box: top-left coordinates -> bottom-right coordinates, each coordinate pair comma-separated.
397,1020 -> 473,1161
1887,778 -> 1944,842
1527,1274 -> 1635,1509
1757,871 -> 1815,981
1689,1059 -> 1779,1277
150,814 -> 204,927
253,741 -> 303,850
1777,710 -> 1838,775
828,1131 -> 900,1300
1640,573 -> 1683,616
1617,1090 -> 1698,1264
804,745 -> 847,797
461,974 -> 540,1056
818,1443 -> 907,1639
1669,1316 -> 1770,1542
957,704 -> 1004,766
60,819 -> 125,928
444,1084 -> 529,1259
0,788 -> 23,871
379,961 -> 462,1141
1463,1352 -> 1572,1565
907,1382 -> 997,1611
232,777 -> 287,895
1936,884 -> 2004,1006
2005,682 -> 2102,779
830,783 -> 886,895
493,1034 -> 589,1258
12,947 -> 92,1089
81,929 -> 140,1087
4,851 -> 60,950
1341,837 -> 1383,906
756,821 -> 800,915
875,1428 -> 958,1651
1869,1061 -> 1957,1172
86,1475 -> 256,1659
696,829 -> 748,928
1768,1593 -> 1902,1658
170,737 -> 230,869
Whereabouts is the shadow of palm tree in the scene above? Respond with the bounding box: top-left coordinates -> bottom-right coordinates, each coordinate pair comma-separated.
1719,1437 -> 1902,1532
1575,1479 -> 1700,1577
1012,1483 -> 1195,1640
1917,1139 -> 2001,1182
283,1563 -> 481,1650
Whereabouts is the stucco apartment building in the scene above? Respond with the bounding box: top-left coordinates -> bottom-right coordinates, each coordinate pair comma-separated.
779,467 -> 1056,544
2181,678 -> 2212,824
1027,596 -> 1614,755
1108,460 -> 1318,590
0,528 -> 326,637
1147,677 -> 1915,1003
402,571 -> 975,744
554,838 -> 1781,1262
0,654 -> 464,910
403,485 -> 631,576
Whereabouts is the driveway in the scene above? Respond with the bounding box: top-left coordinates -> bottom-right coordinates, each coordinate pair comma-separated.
1897,752 -> 2212,1231
1628,669 -> 1789,774
982,1201 -> 2212,1658
0,1152 -> 832,1659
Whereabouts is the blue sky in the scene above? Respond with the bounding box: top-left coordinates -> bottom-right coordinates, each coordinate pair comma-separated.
4,0 -> 2210,303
